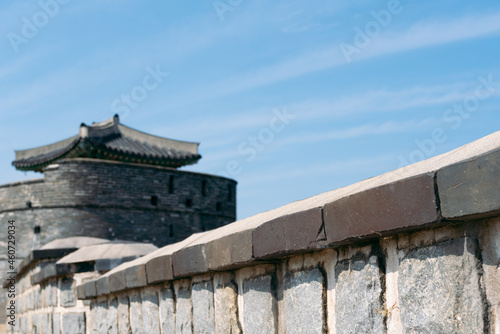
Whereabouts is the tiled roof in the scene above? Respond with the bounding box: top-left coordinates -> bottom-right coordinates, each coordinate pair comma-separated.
12,114 -> 201,171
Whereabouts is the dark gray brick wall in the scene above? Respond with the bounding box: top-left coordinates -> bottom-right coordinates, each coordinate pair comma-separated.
0,158 -> 236,323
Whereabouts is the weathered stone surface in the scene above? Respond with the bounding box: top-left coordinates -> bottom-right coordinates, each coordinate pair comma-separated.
95,256 -> 137,271
129,290 -> 143,334
118,295 -> 132,334
335,254 -> 384,334
284,268 -> 325,334
53,313 -> 61,334
84,280 -> 97,298
35,286 -> 42,309
146,233 -> 207,284
325,174 -> 438,244
97,298 -> 109,334
206,230 -> 253,270
27,291 -> 34,311
76,283 -> 86,300
243,275 -> 277,334
108,297 -> 118,334
125,264 -> 147,289
96,275 -> 110,295
60,277 -> 76,307
32,314 -> 41,333
176,288 -> 193,334
108,270 -> 127,292
42,312 -> 52,334
159,286 -> 176,334
146,255 -> 174,283
57,242 -> 157,265
192,280 -> 216,333
438,148 -> 500,219
214,273 -> 241,334
141,287 -> 160,333
172,244 -> 208,278
254,208 -> 324,259
481,218 -> 500,333
61,312 -> 85,334
398,237 -> 486,333
45,280 -> 57,307
89,300 -> 98,333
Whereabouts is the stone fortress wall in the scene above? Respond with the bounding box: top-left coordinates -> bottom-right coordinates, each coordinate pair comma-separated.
7,131 -> 500,333
0,157 -> 236,326
0,158 -> 237,263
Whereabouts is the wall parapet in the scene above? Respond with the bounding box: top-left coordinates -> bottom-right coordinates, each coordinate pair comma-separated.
8,131 -> 500,333
78,132 -> 500,297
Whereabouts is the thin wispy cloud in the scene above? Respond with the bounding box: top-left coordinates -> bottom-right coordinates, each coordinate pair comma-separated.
153,11 -> 500,111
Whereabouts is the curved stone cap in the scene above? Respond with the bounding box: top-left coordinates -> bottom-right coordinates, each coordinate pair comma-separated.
12,114 -> 201,171
84,233 -> 207,296
78,130 -> 500,299
57,241 -> 158,266
41,236 -> 109,250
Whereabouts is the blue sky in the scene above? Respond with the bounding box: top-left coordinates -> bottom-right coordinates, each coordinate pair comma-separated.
1,0 -> 500,219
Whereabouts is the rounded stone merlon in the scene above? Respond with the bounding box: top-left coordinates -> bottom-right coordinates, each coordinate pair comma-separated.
41,236 -> 109,250
84,281 -> 97,298
437,147 -> 500,220
172,244 -> 208,278
96,276 -> 110,295
324,173 -> 438,244
145,232 -> 206,284
57,241 -> 158,265
76,284 -> 86,300
253,207 -> 324,260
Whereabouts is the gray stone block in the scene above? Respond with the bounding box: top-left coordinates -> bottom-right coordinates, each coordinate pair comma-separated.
335,254 -> 384,334
325,174 -> 438,244
61,313 -> 85,334
141,288 -> 160,333
49,279 -> 57,306
76,283 -> 86,300
176,288 -> 193,334
129,290 -> 143,334
125,264 -> 147,289
253,208 -> 324,259
96,275 -> 110,295
108,270 -> 127,293
398,237 -> 486,333
284,268 -> 325,334
192,280 -> 216,333
60,277 -> 76,307
90,300 -> 99,333
146,232 -> 208,283
437,148 -> 500,219
159,286 -> 175,334
97,299 -> 109,334
172,244 -> 208,278
107,297 -> 118,334
146,254 -> 174,283
243,275 -> 277,334
52,313 -> 61,334
83,280 -> 97,298
35,287 -> 43,309
42,313 -> 52,334
118,295 -> 132,334
214,274 -> 241,334
32,314 -> 41,333
206,230 -> 253,270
